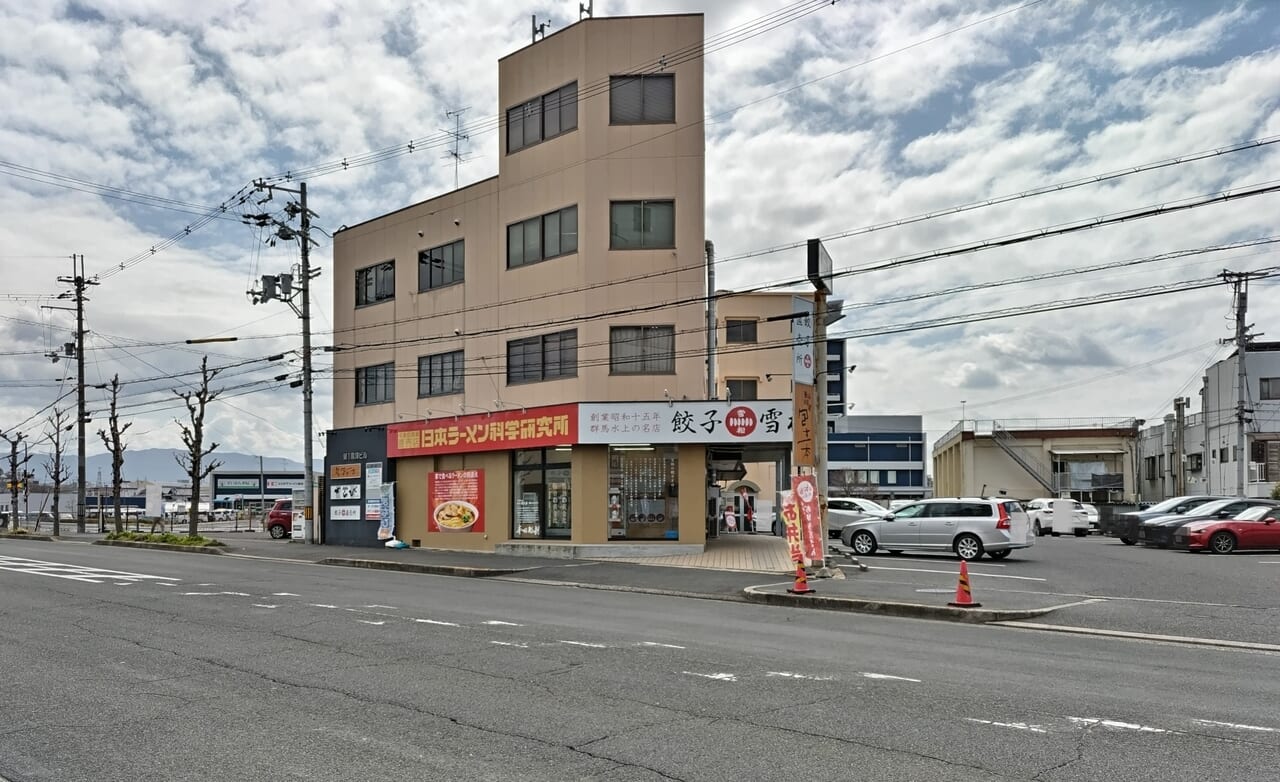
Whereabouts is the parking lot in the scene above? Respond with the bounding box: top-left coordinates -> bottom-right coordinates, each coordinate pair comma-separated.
827,533 -> 1280,645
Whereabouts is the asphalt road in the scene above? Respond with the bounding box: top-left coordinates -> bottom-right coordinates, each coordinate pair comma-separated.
2,539 -> 1277,781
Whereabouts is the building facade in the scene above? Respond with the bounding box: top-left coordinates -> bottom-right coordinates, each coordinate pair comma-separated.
329,14 -> 813,552
829,415 -> 927,501
932,418 -> 1138,503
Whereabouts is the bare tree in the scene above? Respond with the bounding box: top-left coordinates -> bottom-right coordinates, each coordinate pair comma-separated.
45,408 -> 73,537
97,375 -> 132,534
2,430 -> 32,531
175,358 -> 223,537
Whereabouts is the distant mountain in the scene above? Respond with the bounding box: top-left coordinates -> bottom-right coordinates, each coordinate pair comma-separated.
83,448 -> 321,484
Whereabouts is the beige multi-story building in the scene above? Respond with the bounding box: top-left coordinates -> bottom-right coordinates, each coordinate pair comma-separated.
327,13 -> 807,553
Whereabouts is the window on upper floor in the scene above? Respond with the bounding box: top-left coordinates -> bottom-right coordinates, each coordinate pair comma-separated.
355,261 -> 395,306
725,319 -> 757,344
356,362 -> 395,406
507,205 -> 579,269
507,82 -> 579,154
418,350 -> 464,398
610,200 -> 674,250
609,74 -> 675,124
1261,377 -> 1280,400
507,329 -> 577,384
419,239 -> 464,291
726,378 -> 757,401
610,325 -> 675,375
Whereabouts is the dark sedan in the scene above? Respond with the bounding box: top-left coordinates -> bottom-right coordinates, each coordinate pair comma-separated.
1138,499 -> 1279,548
1103,495 -> 1227,545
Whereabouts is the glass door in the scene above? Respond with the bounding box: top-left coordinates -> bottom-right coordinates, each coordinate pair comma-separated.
511,449 -> 572,540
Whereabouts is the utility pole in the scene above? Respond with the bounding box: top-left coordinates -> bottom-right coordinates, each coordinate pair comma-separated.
1221,270 -> 1265,496
55,255 -> 96,533
705,240 -> 716,400
247,181 -> 318,543
1173,397 -> 1188,496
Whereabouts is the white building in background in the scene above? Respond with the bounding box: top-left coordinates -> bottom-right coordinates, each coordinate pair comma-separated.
1138,343 -> 1280,501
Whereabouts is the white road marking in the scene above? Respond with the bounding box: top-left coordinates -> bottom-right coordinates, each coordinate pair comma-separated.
683,671 -> 737,682
252,604 -> 279,609
558,640 -> 607,648
1259,561 -> 1280,565
865,554 -> 1007,567
868,566 -> 1046,582
482,620 -> 522,626
181,591 -> 250,597
638,642 -> 686,649
157,583 -> 174,586
365,604 -> 398,609
1068,717 -> 1169,733
859,672 -> 922,683
1192,719 -> 1277,733
357,620 -> 385,626
767,672 -> 835,681
309,603 -> 339,609
0,555 -> 180,585
1038,598 -> 1109,611
273,592 -> 300,596
995,621 -> 1280,653
966,718 -> 1048,734
414,619 -> 460,627
490,641 -> 529,648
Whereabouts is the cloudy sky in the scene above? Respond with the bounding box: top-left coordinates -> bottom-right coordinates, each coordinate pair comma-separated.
2,0 -> 1279,467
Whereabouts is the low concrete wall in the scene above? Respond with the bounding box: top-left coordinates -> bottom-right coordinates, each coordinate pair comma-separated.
495,541 -> 705,559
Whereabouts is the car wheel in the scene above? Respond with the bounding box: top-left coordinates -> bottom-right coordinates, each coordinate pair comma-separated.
954,533 -> 984,561
1120,537 -> 1136,546
987,549 -> 1011,560
850,530 -> 877,556
1074,529 -> 1088,537
1209,531 -> 1236,554
268,523 -> 287,539
1032,520 -> 1043,537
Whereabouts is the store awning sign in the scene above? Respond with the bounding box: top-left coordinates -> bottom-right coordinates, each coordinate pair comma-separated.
388,404 -> 576,457
578,401 -> 793,444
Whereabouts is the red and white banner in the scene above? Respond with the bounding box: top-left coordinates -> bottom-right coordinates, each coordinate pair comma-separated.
791,474 -> 823,564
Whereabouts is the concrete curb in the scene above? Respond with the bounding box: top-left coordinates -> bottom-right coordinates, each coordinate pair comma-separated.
0,532 -> 55,542
317,557 -> 528,578
93,539 -> 226,555
495,575 -> 751,603
743,585 -> 1056,623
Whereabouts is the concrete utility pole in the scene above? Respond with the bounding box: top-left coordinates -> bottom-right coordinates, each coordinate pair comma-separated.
705,240 -> 716,400
248,180 -> 318,543
1173,397 -> 1188,496
55,255 -> 96,533
1222,270 -> 1264,496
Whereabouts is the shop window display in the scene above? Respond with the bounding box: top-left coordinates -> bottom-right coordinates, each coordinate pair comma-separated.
608,447 -> 678,540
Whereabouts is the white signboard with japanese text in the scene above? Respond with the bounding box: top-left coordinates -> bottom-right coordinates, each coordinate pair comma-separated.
578,401 -> 793,444
330,505 -> 361,521
266,477 -> 306,491
330,483 -> 361,501
791,296 -> 815,385
365,463 -> 383,496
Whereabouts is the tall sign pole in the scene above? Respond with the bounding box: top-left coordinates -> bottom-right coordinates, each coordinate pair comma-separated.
806,239 -> 834,574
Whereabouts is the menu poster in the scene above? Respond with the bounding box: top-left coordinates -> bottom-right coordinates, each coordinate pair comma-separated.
377,482 -> 396,541
791,474 -> 823,564
365,463 -> 383,496
428,469 -> 485,533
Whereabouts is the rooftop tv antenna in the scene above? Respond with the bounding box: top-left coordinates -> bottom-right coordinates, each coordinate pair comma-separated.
532,14 -> 552,43
580,1 -> 594,20
442,107 -> 471,191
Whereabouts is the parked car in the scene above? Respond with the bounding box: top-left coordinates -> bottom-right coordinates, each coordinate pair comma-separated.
829,497 -> 891,518
1174,505 -> 1280,553
1080,503 -> 1100,532
887,499 -> 914,511
1025,498 -> 1090,537
838,497 -> 1033,561
1101,495 -> 1227,545
1139,498 -> 1278,548
265,499 -> 293,539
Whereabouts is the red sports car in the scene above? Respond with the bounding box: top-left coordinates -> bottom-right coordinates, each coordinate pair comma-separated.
1174,506 -> 1280,553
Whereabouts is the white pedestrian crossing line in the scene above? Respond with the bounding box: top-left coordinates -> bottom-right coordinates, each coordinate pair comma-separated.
0,555 -> 179,585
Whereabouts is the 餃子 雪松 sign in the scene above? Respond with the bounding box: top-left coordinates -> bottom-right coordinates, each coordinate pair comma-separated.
578,401 -> 793,444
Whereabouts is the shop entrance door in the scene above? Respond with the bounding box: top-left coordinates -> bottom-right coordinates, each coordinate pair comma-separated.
512,449 -> 572,540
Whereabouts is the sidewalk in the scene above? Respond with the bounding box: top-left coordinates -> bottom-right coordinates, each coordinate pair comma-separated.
14,528 -> 1066,623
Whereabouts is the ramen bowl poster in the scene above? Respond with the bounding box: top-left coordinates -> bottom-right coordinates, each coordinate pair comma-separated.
428,469 -> 485,533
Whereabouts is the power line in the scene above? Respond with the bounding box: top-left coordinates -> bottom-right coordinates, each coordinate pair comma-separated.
0,160 -> 245,220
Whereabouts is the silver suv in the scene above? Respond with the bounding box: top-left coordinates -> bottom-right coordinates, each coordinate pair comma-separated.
838,497 -> 1033,561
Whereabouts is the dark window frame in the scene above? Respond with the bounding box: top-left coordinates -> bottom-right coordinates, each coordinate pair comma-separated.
1262,377 -> 1280,400
506,329 -> 578,385
355,260 -> 395,307
726,378 -> 758,401
609,200 -> 675,250
725,319 -> 758,344
609,325 -> 676,375
355,362 -> 395,406
418,239 -> 465,291
418,350 -> 464,398
507,205 -> 579,269
506,81 -> 579,155
609,73 -> 676,125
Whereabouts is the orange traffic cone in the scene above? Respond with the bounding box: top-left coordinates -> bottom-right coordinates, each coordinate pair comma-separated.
947,560 -> 982,608
787,561 -> 815,595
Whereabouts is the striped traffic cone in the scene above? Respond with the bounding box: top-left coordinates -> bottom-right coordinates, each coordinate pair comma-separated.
947,560 -> 982,608
787,560 -> 815,595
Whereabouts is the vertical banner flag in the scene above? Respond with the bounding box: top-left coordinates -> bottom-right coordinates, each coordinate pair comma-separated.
792,474 -> 823,564
779,490 -> 808,566
377,482 -> 396,541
